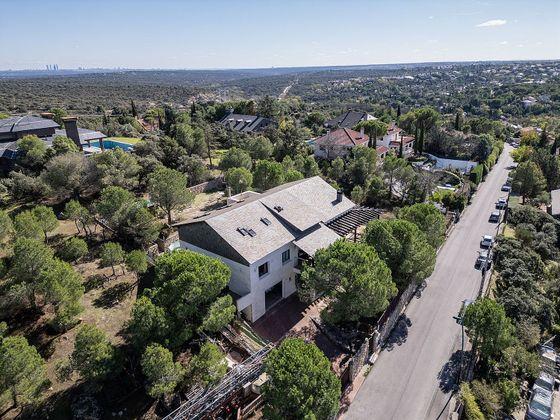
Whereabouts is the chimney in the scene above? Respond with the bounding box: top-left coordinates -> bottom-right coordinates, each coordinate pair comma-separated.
40,112 -> 54,120
62,116 -> 83,151
359,127 -> 365,137
336,190 -> 343,203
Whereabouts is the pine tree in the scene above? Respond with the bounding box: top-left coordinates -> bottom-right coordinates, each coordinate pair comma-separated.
397,104 -> 401,119
130,99 -> 138,118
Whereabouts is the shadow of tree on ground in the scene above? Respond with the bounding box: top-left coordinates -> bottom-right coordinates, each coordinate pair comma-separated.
93,282 -> 134,309
383,315 -> 412,351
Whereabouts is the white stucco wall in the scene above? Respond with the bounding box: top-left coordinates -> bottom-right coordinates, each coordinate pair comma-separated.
178,240 -> 251,296
178,240 -> 298,322
425,153 -> 478,172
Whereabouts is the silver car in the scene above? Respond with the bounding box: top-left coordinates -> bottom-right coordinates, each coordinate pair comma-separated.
526,387 -> 553,420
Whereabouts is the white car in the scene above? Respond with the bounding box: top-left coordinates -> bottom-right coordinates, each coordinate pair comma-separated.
496,197 -> 508,210
480,235 -> 494,248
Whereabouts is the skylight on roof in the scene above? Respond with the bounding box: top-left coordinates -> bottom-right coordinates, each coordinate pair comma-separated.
247,229 -> 256,237
261,217 -> 271,226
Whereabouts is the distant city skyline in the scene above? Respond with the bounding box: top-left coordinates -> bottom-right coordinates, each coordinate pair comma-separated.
0,0 -> 558,71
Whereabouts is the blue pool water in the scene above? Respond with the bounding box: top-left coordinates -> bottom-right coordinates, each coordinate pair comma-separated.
90,139 -> 133,151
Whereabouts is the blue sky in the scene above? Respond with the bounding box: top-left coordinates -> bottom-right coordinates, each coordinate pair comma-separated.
1,0 -> 558,70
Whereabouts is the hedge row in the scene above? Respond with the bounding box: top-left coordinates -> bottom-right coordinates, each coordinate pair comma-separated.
469,164 -> 484,185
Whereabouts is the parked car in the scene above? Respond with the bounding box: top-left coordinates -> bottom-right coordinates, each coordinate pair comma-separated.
501,184 -> 511,192
476,250 -> 492,270
526,387 -> 553,420
496,197 -> 508,209
489,211 -> 501,223
533,372 -> 555,395
480,235 -> 494,248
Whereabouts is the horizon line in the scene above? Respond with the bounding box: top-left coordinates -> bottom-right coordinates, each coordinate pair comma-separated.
2,57 -> 560,73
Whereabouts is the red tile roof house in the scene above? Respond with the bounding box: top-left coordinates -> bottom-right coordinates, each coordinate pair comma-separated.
312,128 -> 370,160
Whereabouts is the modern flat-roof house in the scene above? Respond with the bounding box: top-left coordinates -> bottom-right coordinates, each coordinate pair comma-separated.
324,110 -> 377,129
219,112 -> 276,133
175,176 -> 379,322
0,114 -> 106,168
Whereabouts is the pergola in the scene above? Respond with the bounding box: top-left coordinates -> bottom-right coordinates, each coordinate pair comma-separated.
326,206 -> 381,239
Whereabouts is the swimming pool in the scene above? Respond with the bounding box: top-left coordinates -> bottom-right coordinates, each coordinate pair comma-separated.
90,139 -> 134,151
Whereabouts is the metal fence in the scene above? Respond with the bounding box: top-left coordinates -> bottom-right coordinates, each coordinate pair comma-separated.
163,345 -> 272,420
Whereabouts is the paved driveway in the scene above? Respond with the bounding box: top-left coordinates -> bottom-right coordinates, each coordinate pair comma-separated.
345,144 -> 514,420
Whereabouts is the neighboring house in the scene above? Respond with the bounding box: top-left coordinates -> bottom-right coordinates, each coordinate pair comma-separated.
175,176 -> 379,322
0,114 -> 106,167
312,128 -> 369,159
324,110 -> 377,129
219,112 -> 276,133
376,122 -> 414,156
376,145 -> 389,159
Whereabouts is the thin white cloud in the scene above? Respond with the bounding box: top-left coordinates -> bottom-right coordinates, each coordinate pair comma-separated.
499,41 -> 508,45
476,19 -> 507,27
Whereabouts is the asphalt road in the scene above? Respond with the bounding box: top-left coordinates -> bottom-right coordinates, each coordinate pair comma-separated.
346,144 -> 514,420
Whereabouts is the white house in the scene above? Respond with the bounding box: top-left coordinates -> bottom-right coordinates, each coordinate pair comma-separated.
376,123 -> 415,156
175,177 -> 379,322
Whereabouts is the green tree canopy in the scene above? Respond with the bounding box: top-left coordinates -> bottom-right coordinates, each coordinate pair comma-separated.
463,298 -> 515,360
0,210 -> 13,244
263,338 -> 341,420
126,296 -> 170,351
0,335 -> 47,407
58,237 -> 88,262
200,295 -> 236,333
356,119 -> 388,147
148,250 -> 232,347
187,342 -> 227,387
512,161 -> 546,203
253,160 -> 285,191
225,167 -> 253,194
99,242 -> 125,276
39,258 -> 84,330
141,344 -> 184,399
398,202 -> 447,249
246,135 -> 274,160
71,324 -> 117,382
16,135 -> 48,170
148,166 -> 194,224
299,240 -> 397,324
41,152 -> 98,200
219,147 -> 252,171
93,147 -> 140,190
363,219 -> 436,290
126,250 -> 148,280
52,135 -> 79,155
31,205 -> 59,242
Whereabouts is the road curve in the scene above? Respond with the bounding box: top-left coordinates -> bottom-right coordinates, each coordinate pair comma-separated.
345,144 -> 514,420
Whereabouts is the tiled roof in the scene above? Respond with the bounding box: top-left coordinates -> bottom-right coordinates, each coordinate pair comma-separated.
376,145 -> 389,154
324,110 -> 376,128
0,115 -> 59,134
219,113 -> 275,133
176,176 -> 355,264
314,128 -> 369,147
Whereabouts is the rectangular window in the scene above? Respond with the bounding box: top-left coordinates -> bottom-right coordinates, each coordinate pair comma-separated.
282,249 -> 291,264
258,262 -> 269,277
